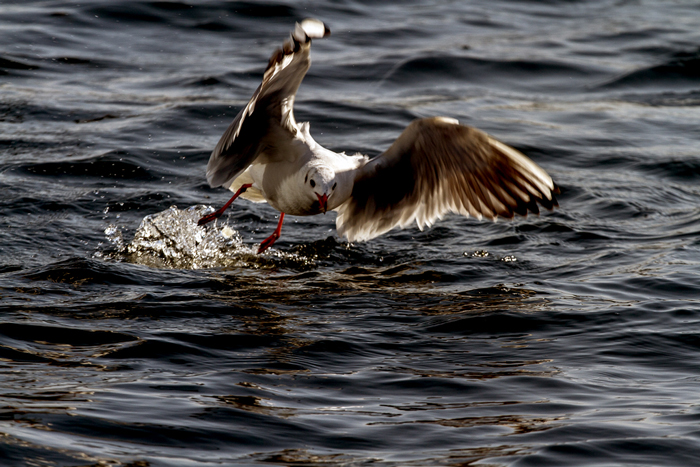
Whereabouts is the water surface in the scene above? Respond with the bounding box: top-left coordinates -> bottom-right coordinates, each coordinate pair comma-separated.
2,1 -> 700,465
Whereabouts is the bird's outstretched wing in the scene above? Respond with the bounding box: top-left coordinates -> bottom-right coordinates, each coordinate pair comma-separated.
205,19 -> 330,189
336,117 -> 559,242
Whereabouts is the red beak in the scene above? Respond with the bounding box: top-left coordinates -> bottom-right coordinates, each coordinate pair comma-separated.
315,192 -> 328,214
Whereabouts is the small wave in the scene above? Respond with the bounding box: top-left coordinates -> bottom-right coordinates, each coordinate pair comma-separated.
41,55 -> 118,72
619,90 -> 700,107
194,20 -> 237,32
50,56 -> 92,65
0,322 -> 133,347
428,310 -> 551,336
382,54 -> 603,92
23,257 -> 145,286
0,56 -> 39,73
0,100 -> 121,127
16,151 -> 157,182
637,159 -> 700,182
222,1 -> 297,19
599,48 -> 700,89
188,76 -> 225,87
83,1 -> 297,26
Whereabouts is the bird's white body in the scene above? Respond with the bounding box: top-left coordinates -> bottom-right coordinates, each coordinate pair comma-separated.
230,124 -> 365,216
200,19 -> 558,252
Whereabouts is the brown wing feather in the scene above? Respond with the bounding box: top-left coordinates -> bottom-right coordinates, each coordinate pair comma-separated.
335,117 -> 559,242
205,19 -> 330,189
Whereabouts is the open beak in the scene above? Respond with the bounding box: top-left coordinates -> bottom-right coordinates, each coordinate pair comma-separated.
315,192 -> 328,214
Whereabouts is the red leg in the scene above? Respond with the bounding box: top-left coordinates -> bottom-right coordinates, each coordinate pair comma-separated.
257,213 -> 285,254
198,183 -> 253,226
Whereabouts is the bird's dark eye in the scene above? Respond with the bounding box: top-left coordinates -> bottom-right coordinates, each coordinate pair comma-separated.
310,179 -> 316,188
332,182 -> 337,190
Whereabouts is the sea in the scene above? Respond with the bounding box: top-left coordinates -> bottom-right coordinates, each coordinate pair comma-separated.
2,1 -> 700,465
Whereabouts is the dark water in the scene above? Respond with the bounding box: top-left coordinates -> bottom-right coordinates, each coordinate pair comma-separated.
2,1 -> 700,465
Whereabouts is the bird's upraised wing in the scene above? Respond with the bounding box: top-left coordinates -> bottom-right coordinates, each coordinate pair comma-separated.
336,117 -> 559,242
205,19 -> 330,189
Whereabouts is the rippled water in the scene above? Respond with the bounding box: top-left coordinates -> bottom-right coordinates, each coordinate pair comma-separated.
2,1 -> 700,466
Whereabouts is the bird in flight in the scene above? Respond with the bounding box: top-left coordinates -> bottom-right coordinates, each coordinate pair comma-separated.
199,18 -> 558,253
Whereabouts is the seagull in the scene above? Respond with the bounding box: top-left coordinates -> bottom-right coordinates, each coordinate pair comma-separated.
199,18 -> 558,253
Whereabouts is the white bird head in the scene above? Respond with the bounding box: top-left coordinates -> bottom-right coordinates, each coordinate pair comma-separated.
304,166 -> 337,214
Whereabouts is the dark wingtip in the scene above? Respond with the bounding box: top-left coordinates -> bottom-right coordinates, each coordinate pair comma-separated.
536,194 -> 555,211
546,182 -> 560,210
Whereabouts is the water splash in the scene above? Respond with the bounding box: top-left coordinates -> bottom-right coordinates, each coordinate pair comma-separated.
467,250 -> 490,258
99,205 -> 315,270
